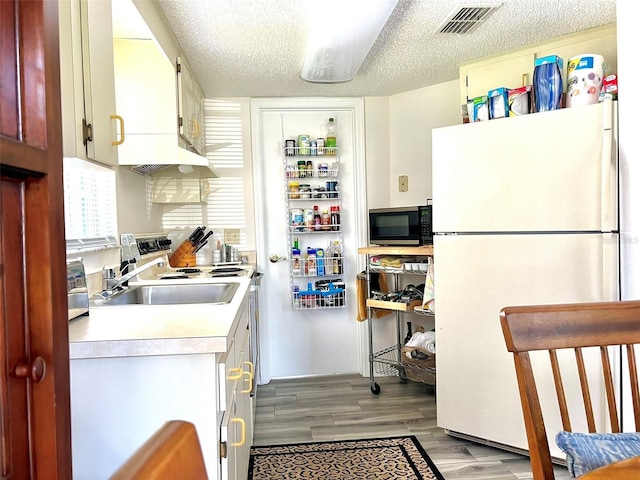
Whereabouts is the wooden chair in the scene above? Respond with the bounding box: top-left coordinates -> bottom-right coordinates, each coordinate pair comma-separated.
109,420 -> 208,479
500,300 -> 640,480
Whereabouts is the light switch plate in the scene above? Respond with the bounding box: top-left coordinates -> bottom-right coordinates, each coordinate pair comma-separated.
399,175 -> 408,192
224,229 -> 241,244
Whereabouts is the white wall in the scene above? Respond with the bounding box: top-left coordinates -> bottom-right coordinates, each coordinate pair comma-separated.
116,167 -> 163,234
363,97 -> 390,209
617,3 -> 640,300
388,80 -> 461,207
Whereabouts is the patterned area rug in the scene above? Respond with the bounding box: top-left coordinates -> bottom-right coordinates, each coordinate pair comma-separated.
248,436 -> 445,480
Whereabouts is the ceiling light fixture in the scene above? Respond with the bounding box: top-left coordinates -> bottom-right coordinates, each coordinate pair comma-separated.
300,0 -> 399,83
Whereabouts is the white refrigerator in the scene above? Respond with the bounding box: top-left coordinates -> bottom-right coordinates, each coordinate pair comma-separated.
432,99 -> 619,455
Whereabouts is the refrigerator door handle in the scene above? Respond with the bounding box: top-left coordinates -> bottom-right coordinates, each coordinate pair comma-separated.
600,99 -> 617,232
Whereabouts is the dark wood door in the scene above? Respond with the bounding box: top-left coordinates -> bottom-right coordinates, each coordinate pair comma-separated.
1,1 -> 72,478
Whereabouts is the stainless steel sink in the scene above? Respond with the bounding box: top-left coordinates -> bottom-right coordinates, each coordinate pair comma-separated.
90,282 -> 240,306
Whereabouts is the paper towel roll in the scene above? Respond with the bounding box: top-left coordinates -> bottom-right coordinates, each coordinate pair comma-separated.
566,54 -> 605,107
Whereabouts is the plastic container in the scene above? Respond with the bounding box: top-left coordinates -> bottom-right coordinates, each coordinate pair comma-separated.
293,286 -> 300,308
288,182 -> 300,199
292,249 -> 301,276
566,54 -> 605,108
533,55 -> 564,112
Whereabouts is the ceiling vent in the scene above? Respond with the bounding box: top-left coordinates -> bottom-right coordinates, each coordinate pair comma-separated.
436,4 -> 502,35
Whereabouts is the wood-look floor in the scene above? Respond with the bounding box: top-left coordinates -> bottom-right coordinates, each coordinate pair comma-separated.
252,374 -> 571,479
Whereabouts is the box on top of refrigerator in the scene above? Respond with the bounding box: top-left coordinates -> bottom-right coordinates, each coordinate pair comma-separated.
508,85 -> 532,116
473,95 -> 489,122
488,87 -> 509,119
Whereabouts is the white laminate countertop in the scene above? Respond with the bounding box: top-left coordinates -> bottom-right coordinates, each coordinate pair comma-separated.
68,274 -> 253,360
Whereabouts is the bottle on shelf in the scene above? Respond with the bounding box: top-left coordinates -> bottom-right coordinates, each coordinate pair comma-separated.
321,209 -> 331,230
307,248 -> 317,276
292,248 -> 301,276
317,248 -> 325,275
313,205 -> 321,231
331,240 -> 342,275
293,286 -> 300,308
404,322 -> 413,344
330,206 -> 340,231
326,118 -> 337,156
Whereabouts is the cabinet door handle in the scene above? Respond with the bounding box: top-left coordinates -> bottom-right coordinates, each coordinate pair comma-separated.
14,356 -> 46,383
111,114 -> 125,146
192,118 -> 200,139
242,362 -> 254,393
227,367 -> 243,381
231,418 -> 245,447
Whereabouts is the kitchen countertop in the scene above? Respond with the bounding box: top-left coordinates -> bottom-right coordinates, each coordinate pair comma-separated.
69,268 -> 254,360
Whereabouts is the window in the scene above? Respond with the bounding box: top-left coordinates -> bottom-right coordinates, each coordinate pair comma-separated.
63,157 -> 117,250
161,99 -> 249,248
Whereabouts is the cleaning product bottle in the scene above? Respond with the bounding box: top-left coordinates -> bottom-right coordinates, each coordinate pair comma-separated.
326,117 -> 336,156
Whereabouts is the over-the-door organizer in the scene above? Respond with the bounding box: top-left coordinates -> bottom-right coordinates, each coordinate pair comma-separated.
283,132 -> 345,309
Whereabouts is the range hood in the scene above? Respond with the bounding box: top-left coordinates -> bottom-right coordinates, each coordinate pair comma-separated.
118,134 -> 218,178
148,162 -> 219,179
132,150 -> 219,178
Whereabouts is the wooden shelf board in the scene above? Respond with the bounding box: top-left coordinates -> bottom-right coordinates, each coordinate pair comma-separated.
358,245 -> 434,256
366,298 -> 423,311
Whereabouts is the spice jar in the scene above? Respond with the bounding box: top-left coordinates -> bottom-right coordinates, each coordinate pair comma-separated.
288,181 -> 300,199
297,160 -> 307,178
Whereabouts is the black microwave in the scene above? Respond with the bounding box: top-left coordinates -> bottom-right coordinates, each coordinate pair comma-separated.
368,205 -> 432,246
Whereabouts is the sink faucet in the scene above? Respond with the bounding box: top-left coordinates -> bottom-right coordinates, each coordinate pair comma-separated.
102,257 -> 165,293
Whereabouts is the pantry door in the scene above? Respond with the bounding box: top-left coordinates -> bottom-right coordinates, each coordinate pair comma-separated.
251,99 -> 368,382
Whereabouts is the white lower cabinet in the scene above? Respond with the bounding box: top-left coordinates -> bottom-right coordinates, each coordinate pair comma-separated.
70,298 -> 252,480
219,306 -> 253,480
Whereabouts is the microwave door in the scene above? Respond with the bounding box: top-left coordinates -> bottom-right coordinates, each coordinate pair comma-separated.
369,208 -> 420,245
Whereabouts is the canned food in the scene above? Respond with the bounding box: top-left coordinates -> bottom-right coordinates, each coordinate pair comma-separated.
288,182 -> 300,199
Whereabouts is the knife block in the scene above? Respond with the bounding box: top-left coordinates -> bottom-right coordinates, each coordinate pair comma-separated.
169,240 -> 196,268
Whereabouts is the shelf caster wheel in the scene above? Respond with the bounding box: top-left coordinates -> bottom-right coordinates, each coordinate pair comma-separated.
370,383 -> 381,395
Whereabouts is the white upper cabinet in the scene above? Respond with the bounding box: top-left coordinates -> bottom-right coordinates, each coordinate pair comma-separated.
111,0 -> 209,169
177,57 -> 206,157
59,0 -> 119,167
112,37 -> 178,166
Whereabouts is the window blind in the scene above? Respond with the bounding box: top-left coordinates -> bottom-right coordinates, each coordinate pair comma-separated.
63,157 -> 118,250
161,99 -> 248,247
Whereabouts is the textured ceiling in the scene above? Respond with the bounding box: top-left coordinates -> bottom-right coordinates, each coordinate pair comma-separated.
154,0 -> 616,98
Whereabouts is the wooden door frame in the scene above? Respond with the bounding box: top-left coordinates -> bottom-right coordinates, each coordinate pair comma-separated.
1,0 -> 72,477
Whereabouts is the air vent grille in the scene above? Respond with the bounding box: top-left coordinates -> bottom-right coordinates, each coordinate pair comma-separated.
437,4 -> 501,35
131,164 -> 171,175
